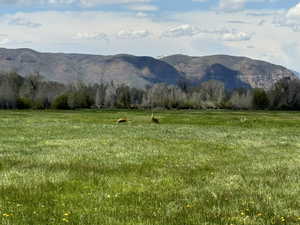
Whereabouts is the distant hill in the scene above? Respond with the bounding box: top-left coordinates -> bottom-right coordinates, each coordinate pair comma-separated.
0,48 -> 297,90
161,54 -> 297,90
0,48 -> 182,89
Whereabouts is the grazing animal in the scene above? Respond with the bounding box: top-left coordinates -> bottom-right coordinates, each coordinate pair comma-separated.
117,118 -> 128,124
151,113 -> 159,124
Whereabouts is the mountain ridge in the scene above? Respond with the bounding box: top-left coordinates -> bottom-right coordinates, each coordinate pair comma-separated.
161,54 -> 296,90
0,48 -> 297,90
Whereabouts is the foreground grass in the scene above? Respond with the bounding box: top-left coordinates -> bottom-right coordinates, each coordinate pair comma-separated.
0,110 -> 300,225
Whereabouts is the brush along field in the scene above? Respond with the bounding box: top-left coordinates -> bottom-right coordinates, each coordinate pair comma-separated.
0,110 -> 300,225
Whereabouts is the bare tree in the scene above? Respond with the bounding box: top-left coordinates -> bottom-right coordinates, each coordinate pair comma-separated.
104,82 -> 117,108
95,83 -> 107,109
229,89 -> 253,109
198,80 -> 225,108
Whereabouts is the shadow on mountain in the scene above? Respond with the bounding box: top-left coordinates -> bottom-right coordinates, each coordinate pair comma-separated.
112,54 -> 183,85
201,64 -> 251,90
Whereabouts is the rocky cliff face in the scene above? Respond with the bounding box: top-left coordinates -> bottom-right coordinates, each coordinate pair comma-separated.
162,54 -> 297,90
0,48 -> 297,90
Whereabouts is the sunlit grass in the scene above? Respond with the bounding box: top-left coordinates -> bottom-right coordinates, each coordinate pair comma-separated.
0,110 -> 300,225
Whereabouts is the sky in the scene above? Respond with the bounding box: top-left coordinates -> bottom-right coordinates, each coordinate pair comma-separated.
0,0 -> 300,71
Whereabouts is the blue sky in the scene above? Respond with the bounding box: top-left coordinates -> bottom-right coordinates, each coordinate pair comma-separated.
0,0 -> 300,71
0,0 -> 298,13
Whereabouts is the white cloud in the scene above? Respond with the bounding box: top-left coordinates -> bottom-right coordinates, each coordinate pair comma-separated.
136,12 -> 149,17
117,29 -> 151,39
286,3 -> 300,19
73,32 -> 108,40
161,24 -> 253,42
161,24 -> 200,38
220,31 -> 253,41
273,3 -> 300,32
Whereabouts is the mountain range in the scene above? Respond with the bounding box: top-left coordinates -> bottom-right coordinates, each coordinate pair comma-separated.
0,48 -> 297,90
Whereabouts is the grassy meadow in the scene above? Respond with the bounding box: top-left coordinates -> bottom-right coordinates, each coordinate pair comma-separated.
0,110 -> 300,225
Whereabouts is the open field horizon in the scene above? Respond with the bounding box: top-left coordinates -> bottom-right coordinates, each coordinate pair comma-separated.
1,110 -> 300,225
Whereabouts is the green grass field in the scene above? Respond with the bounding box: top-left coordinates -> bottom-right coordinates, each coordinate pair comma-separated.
0,110 -> 300,225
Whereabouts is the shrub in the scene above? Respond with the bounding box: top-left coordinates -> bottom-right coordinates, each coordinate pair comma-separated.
16,98 -> 33,109
52,94 -> 69,109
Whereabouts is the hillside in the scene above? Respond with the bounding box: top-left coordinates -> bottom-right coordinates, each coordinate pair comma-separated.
162,54 -> 297,90
0,48 -> 297,90
0,48 -> 182,89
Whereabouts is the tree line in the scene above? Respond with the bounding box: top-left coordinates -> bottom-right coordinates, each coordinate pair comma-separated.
0,72 -> 299,110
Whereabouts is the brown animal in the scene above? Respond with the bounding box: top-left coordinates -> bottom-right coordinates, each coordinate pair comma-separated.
151,113 -> 159,124
117,118 -> 128,124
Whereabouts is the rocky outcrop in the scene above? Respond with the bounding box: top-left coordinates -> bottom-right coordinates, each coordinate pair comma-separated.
162,54 -> 297,90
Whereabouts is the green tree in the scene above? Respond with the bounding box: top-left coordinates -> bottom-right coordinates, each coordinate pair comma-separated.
16,98 -> 33,109
252,88 -> 269,109
52,95 -> 70,109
